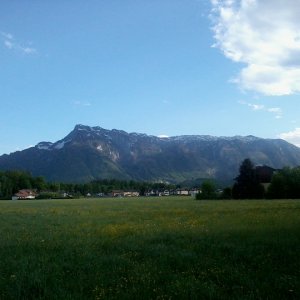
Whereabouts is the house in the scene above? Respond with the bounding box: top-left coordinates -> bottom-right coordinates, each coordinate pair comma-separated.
189,189 -> 200,197
163,190 -> 170,196
111,190 -> 140,197
12,189 -> 37,200
255,165 -> 278,191
145,190 -> 157,196
176,189 -> 189,196
123,191 -> 140,197
111,190 -> 124,197
156,190 -> 171,196
255,165 -> 277,183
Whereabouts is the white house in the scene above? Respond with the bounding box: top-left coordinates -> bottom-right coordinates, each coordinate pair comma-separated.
12,189 -> 37,200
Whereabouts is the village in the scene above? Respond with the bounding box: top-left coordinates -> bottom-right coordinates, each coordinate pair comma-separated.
11,188 -> 201,200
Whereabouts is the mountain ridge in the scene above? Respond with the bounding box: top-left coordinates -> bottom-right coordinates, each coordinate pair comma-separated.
0,124 -> 299,184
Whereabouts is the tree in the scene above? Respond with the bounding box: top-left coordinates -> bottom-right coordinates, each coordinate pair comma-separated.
267,167 -> 300,199
232,158 -> 264,199
32,176 -> 47,191
196,180 -> 217,200
220,187 -> 232,199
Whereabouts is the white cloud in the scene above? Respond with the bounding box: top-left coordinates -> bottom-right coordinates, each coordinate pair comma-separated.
0,31 -> 13,40
211,0 -> 300,96
162,100 -> 171,104
267,107 -> 282,114
279,128 -> 300,147
248,103 -> 264,111
239,100 -> 282,118
21,46 -> 37,54
4,40 -> 13,49
1,31 -> 37,55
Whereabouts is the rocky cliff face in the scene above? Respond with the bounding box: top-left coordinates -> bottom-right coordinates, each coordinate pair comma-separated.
1,124 -> 300,183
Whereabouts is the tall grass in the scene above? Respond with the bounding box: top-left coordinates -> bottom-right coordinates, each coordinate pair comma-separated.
0,198 -> 299,299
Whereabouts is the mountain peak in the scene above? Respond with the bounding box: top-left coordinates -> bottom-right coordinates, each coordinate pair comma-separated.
3,124 -> 300,183
36,141 -> 53,150
74,124 -> 104,132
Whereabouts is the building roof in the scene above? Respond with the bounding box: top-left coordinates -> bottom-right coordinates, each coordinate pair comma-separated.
14,189 -> 37,198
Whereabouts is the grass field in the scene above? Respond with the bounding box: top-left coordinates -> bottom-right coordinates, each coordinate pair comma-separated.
0,197 -> 299,299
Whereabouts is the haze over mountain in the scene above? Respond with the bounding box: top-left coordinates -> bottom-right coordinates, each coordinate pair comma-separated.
0,124 -> 300,184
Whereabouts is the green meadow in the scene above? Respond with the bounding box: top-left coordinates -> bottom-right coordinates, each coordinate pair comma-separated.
0,197 -> 299,299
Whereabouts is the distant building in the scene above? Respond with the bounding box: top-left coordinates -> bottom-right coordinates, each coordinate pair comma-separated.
163,190 -> 170,196
255,165 -> 279,191
255,165 -> 277,183
176,189 -> 189,196
111,190 -> 124,197
189,189 -> 200,197
111,190 -> 139,197
145,190 -> 157,196
12,189 -> 37,200
124,191 -> 140,197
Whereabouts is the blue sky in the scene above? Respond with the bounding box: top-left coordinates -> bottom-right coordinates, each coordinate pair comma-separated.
1,0 -> 300,155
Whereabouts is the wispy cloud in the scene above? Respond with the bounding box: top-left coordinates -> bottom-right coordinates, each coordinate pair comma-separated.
248,103 -> 264,111
1,31 -> 37,55
22,47 -> 37,54
4,40 -> 13,49
210,0 -> 300,96
162,99 -> 171,105
279,128 -> 300,147
1,32 -> 13,40
73,100 -> 92,107
239,100 -> 282,118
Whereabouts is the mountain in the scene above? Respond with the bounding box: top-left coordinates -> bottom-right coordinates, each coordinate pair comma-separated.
1,124 -> 300,184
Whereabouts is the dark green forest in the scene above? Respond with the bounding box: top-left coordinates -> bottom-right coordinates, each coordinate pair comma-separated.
231,159 -> 300,199
197,159 -> 300,200
1,158 -> 300,199
0,170 -> 176,199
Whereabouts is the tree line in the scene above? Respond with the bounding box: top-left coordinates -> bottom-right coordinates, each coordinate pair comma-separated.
1,158 -> 300,200
0,171 -> 47,199
0,170 -> 176,199
196,158 -> 300,200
